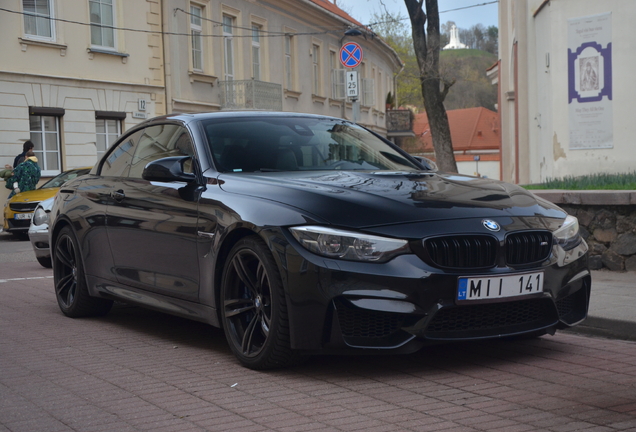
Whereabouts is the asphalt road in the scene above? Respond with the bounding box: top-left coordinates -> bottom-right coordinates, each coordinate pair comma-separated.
1,231 -> 636,431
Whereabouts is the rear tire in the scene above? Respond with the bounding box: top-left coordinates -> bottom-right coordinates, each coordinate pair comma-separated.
53,226 -> 113,317
221,236 -> 302,369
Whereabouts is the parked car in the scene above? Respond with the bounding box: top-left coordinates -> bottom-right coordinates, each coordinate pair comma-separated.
49,112 -> 591,370
28,197 -> 54,268
3,167 -> 91,238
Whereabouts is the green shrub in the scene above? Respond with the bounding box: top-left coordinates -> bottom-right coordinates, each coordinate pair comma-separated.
523,172 -> 636,190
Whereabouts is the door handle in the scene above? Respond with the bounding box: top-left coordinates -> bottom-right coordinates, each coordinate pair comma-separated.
111,189 -> 125,201
197,231 -> 215,239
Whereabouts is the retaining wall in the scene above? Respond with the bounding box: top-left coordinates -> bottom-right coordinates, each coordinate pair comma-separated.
532,190 -> 636,272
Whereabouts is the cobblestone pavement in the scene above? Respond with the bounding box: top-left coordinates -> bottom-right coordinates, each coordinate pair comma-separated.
1,260 -> 636,432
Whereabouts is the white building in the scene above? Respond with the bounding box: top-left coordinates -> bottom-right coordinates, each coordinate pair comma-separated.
496,0 -> 636,184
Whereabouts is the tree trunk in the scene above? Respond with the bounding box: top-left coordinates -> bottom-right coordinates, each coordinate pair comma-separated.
404,0 -> 458,173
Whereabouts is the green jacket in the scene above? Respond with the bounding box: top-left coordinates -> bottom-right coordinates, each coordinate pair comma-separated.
7,159 -> 41,198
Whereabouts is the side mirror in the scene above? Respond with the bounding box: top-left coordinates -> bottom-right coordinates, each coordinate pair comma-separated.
142,156 -> 196,183
412,156 -> 438,172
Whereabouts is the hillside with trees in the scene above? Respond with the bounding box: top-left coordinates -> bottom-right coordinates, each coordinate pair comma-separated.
440,49 -> 497,111
371,12 -> 497,112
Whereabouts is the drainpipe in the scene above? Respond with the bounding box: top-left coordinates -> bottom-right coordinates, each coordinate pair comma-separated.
161,0 -> 173,114
390,62 -> 405,143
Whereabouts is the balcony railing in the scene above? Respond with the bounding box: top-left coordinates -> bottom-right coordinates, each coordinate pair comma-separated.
386,109 -> 414,134
219,79 -> 283,111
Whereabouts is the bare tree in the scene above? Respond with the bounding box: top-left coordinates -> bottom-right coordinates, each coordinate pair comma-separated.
404,0 -> 457,172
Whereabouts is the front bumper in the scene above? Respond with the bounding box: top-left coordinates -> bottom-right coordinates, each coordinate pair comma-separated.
4,214 -> 33,232
273,229 -> 590,353
28,225 -> 50,259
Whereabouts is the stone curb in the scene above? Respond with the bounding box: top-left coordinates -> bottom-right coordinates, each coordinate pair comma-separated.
564,316 -> 636,342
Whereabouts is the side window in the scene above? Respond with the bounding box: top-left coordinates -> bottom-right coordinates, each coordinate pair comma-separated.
100,128 -> 144,177
128,124 -> 194,179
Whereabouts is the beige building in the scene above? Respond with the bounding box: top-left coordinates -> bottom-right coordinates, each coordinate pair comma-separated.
161,0 -> 402,134
1,0 -> 401,222
1,0 -> 401,176
0,0 -> 165,179
497,0 -> 635,184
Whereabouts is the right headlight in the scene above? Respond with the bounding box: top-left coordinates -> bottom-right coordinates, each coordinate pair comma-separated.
553,215 -> 581,250
32,207 -> 50,227
289,226 -> 409,263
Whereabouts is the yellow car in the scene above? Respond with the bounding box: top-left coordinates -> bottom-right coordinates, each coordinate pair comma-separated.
3,167 -> 91,237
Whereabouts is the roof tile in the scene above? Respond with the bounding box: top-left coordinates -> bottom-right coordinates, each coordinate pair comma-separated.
413,107 -> 500,153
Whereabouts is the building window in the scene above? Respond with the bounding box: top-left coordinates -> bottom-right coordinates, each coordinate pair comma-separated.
223,15 -> 235,81
252,24 -> 261,80
190,5 -> 203,71
377,70 -> 383,110
361,63 -> 374,107
284,35 -> 294,90
29,115 -> 61,176
23,0 -> 54,40
331,50 -> 344,99
96,118 -> 121,160
362,78 -> 375,107
312,44 -> 320,95
89,0 -> 115,49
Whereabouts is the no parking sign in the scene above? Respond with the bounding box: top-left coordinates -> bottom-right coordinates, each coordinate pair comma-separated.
340,42 -> 363,68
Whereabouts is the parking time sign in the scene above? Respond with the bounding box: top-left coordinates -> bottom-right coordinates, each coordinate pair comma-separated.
346,71 -> 359,97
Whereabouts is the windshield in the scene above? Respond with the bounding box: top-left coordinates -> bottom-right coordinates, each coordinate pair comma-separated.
202,116 -> 421,173
40,168 -> 91,189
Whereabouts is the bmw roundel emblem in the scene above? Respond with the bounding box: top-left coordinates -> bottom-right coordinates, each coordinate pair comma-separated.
482,220 -> 500,232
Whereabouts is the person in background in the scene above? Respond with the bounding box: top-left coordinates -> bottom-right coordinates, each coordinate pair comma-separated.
1,140 -> 35,180
6,150 -> 41,198
14,140 -> 35,168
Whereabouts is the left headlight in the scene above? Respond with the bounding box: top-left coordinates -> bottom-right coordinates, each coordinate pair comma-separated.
553,215 -> 581,250
289,226 -> 409,263
32,207 -> 50,227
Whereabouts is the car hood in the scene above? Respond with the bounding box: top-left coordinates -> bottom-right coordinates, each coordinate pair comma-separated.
217,171 -> 566,228
8,187 -> 59,204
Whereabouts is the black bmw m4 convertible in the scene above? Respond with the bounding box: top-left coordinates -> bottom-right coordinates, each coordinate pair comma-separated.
50,112 -> 590,369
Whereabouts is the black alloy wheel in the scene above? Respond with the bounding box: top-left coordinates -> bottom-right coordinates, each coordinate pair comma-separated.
221,236 -> 299,369
53,226 -> 113,317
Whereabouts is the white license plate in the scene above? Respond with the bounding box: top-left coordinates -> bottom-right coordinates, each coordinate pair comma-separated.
457,272 -> 544,301
14,213 -> 33,220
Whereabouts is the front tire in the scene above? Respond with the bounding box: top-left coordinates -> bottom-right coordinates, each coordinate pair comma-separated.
221,236 -> 299,369
53,225 -> 113,317
37,256 -> 52,268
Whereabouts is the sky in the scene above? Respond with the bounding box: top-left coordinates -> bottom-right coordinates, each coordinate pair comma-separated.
339,0 -> 499,31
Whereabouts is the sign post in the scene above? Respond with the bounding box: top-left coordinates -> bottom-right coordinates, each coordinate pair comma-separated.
340,42 -> 363,123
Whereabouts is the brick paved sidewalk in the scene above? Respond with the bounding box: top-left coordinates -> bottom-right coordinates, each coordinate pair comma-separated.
1,262 -> 636,431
